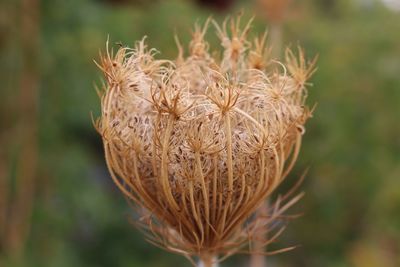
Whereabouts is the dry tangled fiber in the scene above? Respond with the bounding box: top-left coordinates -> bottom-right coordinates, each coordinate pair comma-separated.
94,15 -> 316,266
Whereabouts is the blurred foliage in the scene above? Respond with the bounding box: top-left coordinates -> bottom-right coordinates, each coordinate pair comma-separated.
0,0 -> 399,266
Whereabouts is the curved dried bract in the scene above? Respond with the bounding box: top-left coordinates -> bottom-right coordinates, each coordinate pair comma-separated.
94,15 -> 316,264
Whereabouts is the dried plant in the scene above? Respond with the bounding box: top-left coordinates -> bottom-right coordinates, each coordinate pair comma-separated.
94,15 -> 316,267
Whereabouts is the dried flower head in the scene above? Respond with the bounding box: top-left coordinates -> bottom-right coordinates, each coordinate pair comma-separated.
94,15 -> 316,266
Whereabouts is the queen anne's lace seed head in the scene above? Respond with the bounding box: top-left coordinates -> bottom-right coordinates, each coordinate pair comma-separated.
95,15 -> 316,264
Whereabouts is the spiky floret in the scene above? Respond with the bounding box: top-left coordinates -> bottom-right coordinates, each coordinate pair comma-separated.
94,15 -> 316,265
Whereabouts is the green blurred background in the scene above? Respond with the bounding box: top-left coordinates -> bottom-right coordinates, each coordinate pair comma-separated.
1,0 -> 399,266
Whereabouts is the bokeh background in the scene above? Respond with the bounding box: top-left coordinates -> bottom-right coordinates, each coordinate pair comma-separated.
1,0 -> 400,266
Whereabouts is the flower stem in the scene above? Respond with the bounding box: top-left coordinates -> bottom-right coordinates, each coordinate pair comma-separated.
199,254 -> 218,267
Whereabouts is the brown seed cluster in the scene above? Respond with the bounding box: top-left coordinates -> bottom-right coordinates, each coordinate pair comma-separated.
94,16 -> 316,264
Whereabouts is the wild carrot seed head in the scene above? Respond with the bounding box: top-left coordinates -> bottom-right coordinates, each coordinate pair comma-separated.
95,15 -> 316,264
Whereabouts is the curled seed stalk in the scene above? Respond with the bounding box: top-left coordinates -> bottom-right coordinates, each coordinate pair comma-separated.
160,115 -> 180,212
